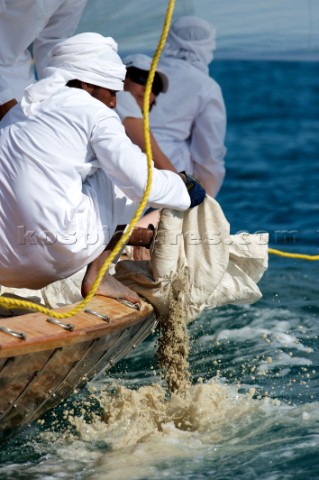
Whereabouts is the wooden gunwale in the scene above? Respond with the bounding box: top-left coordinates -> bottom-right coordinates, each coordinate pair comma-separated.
0,295 -> 155,358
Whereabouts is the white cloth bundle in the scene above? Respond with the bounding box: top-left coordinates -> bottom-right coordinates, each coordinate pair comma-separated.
21,32 -> 126,116
164,16 -> 216,73
115,196 -> 268,323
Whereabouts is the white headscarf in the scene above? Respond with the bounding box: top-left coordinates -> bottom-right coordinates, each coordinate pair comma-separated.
164,16 -> 216,73
21,32 -> 126,116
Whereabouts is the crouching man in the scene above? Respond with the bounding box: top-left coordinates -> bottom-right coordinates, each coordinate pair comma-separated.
0,33 -> 205,304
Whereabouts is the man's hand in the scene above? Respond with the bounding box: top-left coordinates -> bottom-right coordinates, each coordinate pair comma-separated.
128,226 -> 155,249
179,171 -> 206,208
107,225 -> 155,251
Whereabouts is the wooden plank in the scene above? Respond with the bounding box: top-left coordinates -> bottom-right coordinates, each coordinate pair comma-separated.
0,296 -> 154,358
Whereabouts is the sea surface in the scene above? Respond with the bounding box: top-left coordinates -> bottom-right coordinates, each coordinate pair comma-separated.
1,45 -> 319,480
77,0 -> 319,61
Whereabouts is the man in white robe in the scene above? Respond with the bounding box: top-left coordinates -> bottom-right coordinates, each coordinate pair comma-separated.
0,0 -> 87,119
150,16 -> 227,198
0,32 -> 199,304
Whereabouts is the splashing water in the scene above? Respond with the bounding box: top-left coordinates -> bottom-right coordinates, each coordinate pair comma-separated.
31,378 -> 289,480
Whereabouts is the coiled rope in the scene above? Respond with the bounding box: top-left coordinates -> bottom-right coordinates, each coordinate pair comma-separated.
0,0 -> 176,319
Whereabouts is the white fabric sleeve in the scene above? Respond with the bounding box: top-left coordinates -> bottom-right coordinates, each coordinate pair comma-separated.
92,112 -> 190,211
0,0 -> 34,103
0,72 -> 11,104
191,83 -> 227,197
116,91 -> 142,122
33,0 -> 87,79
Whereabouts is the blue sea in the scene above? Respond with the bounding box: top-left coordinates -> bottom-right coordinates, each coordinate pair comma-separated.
1,10 -> 319,480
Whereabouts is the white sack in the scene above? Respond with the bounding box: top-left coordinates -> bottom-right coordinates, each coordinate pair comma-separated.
115,196 -> 268,323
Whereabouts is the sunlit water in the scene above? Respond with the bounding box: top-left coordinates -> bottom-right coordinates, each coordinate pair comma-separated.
1,60 -> 318,480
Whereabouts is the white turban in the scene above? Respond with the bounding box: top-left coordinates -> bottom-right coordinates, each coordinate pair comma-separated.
164,16 -> 216,73
21,32 -> 126,116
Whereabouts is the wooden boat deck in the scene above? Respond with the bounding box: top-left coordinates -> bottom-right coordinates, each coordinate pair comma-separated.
0,296 -> 156,442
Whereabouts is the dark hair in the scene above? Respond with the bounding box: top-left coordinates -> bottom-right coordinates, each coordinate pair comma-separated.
66,79 -> 83,89
126,67 -> 163,96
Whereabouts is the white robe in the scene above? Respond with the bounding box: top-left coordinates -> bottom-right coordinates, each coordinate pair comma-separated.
150,56 -> 227,198
0,0 -> 87,103
0,87 -> 190,289
116,91 -> 142,122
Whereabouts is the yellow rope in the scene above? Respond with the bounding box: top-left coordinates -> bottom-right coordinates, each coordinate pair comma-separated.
0,0 -> 176,319
142,0 -> 175,165
1,0 -> 316,318
268,248 -> 319,261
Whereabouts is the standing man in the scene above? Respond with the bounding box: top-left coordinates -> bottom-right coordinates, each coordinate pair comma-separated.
150,16 -> 227,198
0,0 -> 87,119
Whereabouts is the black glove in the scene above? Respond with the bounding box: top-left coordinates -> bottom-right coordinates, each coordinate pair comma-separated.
179,171 -> 206,208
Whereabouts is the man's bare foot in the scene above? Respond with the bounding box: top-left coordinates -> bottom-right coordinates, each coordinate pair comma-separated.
81,251 -> 141,305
